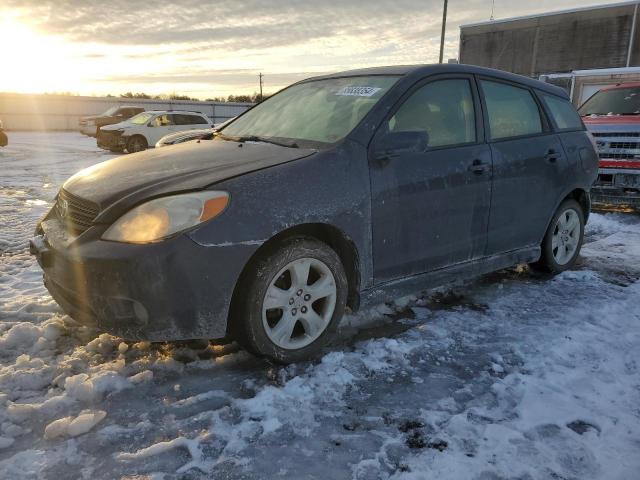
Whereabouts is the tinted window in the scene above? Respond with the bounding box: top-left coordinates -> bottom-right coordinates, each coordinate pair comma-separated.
540,93 -> 583,131
175,114 -> 208,125
388,79 -> 476,148
481,80 -> 542,140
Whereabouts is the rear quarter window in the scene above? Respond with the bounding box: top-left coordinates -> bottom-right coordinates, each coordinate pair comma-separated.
540,93 -> 584,131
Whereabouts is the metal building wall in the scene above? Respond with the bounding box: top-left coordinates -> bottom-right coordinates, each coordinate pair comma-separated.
459,2 -> 640,78
0,94 -> 253,131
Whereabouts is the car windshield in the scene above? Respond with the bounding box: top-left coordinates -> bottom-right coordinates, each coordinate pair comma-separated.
101,106 -> 119,116
578,86 -> 640,116
129,112 -> 154,125
221,75 -> 399,147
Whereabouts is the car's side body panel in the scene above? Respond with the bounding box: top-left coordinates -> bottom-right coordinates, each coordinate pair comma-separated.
367,73 -> 493,282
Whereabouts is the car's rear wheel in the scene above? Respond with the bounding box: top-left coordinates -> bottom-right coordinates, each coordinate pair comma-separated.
126,135 -> 148,153
533,199 -> 585,273
232,237 -> 348,363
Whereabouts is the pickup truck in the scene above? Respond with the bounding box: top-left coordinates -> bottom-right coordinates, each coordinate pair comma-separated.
79,106 -> 145,137
581,83 -> 640,209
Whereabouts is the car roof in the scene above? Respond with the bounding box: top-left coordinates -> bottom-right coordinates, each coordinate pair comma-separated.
302,63 -> 569,98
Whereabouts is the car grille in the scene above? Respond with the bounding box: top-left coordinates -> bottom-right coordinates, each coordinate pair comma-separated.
599,152 -> 637,159
591,131 -> 640,161
592,132 -> 640,138
608,142 -> 640,149
55,189 -> 100,234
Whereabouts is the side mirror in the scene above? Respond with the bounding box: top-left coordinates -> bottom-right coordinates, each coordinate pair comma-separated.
373,130 -> 429,161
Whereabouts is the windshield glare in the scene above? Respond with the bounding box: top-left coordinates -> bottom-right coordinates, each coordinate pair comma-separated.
129,112 -> 154,125
101,106 -> 119,116
579,86 -> 640,116
221,76 -> 399,146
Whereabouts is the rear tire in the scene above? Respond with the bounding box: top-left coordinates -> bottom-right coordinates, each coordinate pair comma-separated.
126,135 -> 148,153
231,237 -> 348,363
533,199 -> 585,274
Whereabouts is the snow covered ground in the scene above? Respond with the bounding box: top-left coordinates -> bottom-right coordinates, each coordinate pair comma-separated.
0,132 -> 639,480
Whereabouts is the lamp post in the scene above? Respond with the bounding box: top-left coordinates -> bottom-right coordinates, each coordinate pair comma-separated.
439,0 -> 448,63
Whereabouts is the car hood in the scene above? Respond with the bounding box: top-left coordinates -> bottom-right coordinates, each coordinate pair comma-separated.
62,138 -> 317,221
100,121 -> 130,131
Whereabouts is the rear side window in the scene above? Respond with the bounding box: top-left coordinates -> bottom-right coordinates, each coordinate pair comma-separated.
174,114 -> 208,125
540,93 -> 583,131
388,79 -> 476,148
481,80 -> 543,140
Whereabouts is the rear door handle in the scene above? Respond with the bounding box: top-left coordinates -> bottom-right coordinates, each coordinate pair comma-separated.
545,149 -> 560,163
468,159 -> 489,174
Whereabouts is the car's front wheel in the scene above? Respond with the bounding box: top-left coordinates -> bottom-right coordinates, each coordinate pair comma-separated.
232,237 -> 348,363
533,199 -> 585,273
126,135 -> 148,153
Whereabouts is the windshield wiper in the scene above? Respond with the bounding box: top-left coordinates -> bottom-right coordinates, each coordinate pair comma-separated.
214,132 -> 299,148
236,135 -> 299,149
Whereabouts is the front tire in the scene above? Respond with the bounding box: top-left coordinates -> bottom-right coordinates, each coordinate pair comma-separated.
533,199 -> 585,273
126,135 -> 148,153
232,237 -> 348,363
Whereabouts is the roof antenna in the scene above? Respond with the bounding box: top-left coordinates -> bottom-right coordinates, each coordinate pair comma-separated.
490,0 -> 495,20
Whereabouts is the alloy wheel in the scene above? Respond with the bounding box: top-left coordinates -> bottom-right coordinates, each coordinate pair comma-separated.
262,257 -> 337,350
552,208 -> 580,265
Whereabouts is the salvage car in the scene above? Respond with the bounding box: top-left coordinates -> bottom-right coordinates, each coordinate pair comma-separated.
0,119 -> 7,147
581,83 -> 640,209
79,106 -> 145,137
31,64 -> 598,363
97,110 -> 212,153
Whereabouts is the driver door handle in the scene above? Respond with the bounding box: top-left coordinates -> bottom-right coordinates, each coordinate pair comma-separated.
545,149 -> 560,163
468,159 -> 489,174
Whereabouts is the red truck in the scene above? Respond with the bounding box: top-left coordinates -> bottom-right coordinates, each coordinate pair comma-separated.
581,83 -> 640,209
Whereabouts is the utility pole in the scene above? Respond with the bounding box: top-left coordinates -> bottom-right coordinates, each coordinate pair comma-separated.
439,0 -> 448,63
259,73 -> 264,102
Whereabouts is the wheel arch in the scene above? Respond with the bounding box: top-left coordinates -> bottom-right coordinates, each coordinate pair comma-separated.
127,133 -> 148,152
227,222 -> 361,335
562,188 -> 590,224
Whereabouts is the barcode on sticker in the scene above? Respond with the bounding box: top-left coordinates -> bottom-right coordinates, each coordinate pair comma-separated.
336,86 -> 382,97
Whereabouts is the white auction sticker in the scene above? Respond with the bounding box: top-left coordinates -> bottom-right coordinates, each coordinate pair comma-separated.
336,86 -> 382,97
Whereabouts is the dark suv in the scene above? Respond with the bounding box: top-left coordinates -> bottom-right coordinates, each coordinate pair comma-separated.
31,64 -> 598,363
79,106 -> 145,137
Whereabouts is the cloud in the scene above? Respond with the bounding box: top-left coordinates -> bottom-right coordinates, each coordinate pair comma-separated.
1,0 -> 626,96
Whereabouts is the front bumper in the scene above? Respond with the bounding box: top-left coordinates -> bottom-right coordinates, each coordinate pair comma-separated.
592,168 -> 640,208
97,131 -> 126,151
30,217 -> 255,341
79,123 -> 96,136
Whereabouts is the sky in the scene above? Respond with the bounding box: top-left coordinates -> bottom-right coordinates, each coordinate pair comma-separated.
0,0 -> 630,98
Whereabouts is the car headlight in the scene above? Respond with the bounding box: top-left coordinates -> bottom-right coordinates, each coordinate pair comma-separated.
102,191 -> 229,243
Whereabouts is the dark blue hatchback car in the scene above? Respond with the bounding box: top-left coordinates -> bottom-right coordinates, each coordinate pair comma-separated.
31,64 -> 598,362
